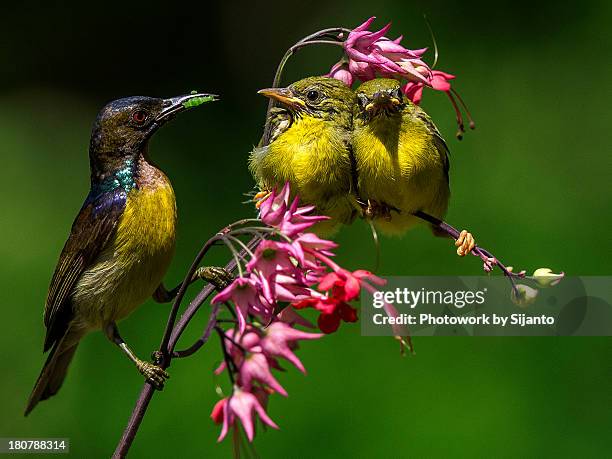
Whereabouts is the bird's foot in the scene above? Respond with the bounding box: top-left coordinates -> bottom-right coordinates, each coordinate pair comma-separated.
194,266 -> 234,290
136,360 -> 169,390
151,350 -> 165,365
253,190 -> 272,209
455,229 -> 476,257
362,199 -> 395,221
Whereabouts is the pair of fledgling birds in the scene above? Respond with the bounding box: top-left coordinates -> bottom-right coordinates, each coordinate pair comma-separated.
251,76 -> 472,245
26,77 -> 473,416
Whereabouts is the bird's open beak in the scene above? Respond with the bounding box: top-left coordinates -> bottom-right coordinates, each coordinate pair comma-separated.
258,87 -> 306,110
365,91 -> 401,112
155,93 -> 218,124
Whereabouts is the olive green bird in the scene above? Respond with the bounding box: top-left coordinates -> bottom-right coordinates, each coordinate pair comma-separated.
249,76 -> 360,235
25,93 -> 231,416
352,78 -> 475,256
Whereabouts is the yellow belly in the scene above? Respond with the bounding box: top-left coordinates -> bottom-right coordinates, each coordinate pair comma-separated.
353,113 -> 449,235
72,183 -> 177,328
249,116 -> 357,234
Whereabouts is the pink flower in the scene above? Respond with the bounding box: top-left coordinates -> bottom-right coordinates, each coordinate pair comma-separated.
293,269 -> 385,333
404,69 -> 473,137
239,352 -> 288,396
218,388 -> 279,442
277,305 -> 316,329
260,322 -> 323,373
348,59 -> 376,81
328,61 -> 353,86
211,398 -> 227,424
291,233 -> 337,265
259,183 -> 327,237
430,70 -> 455,91
402,69 -> 455,104
212,276 -> 273,333
317,302 -> 358,334
326,17 -> 474,137
292,295 -> 357,334
334,16 -> 433,85
319,269 -> 385,301
264,272 -> 315,303
246,240 -> 299,279
258,182 -> 291,227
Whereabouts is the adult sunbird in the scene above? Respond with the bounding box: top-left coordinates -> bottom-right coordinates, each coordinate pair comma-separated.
249,76 -> 359,235
25,93 -> 227,416
352,78 -> 475,256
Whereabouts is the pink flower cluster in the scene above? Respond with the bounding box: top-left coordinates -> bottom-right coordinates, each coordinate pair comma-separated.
210,183 -> 388,442
293,268 -> 385,333
328,16 -> 453,103
328,17 -> 474,136
212,183 -> 383,335
212,322 -> 322,441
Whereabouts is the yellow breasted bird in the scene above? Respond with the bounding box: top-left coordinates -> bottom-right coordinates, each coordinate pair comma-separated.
352,78 -> 475,256
249,77 -> 359,235
25,93 -> 223,415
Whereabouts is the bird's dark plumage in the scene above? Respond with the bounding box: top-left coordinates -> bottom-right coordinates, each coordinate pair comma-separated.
43,188 -> 127,351
26,92 -> 213,416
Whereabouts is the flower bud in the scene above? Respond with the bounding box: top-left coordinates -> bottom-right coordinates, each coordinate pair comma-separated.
532,268 -> 564,287
511,284 -> 539,307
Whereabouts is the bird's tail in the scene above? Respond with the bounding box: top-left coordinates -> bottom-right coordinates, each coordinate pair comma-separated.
24,330 -> 82,416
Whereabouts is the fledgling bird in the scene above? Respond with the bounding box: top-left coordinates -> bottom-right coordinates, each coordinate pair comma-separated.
25,93 -> 226,416
352,78 -> 475,256
249,76 -> 360,235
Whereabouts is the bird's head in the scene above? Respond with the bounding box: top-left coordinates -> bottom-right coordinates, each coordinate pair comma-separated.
258,77 -> 355,126
90,93 -> 215,156
355,78 -> 405,119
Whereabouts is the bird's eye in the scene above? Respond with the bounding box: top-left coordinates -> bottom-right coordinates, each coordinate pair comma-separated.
132,110 -> 148,124
306,90 -> 319,101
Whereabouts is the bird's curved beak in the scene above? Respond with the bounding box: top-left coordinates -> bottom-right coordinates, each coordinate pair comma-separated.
365,91 -> 401,113
155,93 -> 218,124
258,87 -> 306,110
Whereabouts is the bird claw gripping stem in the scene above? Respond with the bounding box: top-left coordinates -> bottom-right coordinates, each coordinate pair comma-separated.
360,199 -> 397,221
194,266 -> 235,291
136,360 -> 170,390
151,350 -> 165,365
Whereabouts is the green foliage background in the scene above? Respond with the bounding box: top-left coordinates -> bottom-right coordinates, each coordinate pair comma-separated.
1,1 -> 611,457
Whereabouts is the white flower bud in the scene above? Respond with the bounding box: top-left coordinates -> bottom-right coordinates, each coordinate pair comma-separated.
511,284 -> 539,307
532,268 -> 564,287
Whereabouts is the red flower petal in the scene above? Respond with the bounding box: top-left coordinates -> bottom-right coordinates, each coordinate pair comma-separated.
318,313 -> 341,334
339,303 -> 358,322
211,398 -> 227,424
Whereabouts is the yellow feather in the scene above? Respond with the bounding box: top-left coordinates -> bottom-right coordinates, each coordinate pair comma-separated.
251,115 -> 357,235
72,180 -> 176,328
353,108 -> 449,235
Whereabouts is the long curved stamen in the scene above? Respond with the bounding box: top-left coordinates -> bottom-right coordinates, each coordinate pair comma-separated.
445,91 -> 465,139
451,88 -> 476,130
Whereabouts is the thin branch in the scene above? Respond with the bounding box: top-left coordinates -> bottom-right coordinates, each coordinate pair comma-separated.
413,210 -> 521,294
171,302 -> 222,359
113,235 -> 259,458
157,233 -> 224,362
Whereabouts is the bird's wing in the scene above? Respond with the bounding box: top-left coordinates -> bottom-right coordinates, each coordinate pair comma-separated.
258,107 -> 292,147
414,108 -> 451,181
43,188 -> 127,351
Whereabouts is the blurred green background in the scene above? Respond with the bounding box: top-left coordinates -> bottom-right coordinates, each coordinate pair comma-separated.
1,0 -> 611,457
